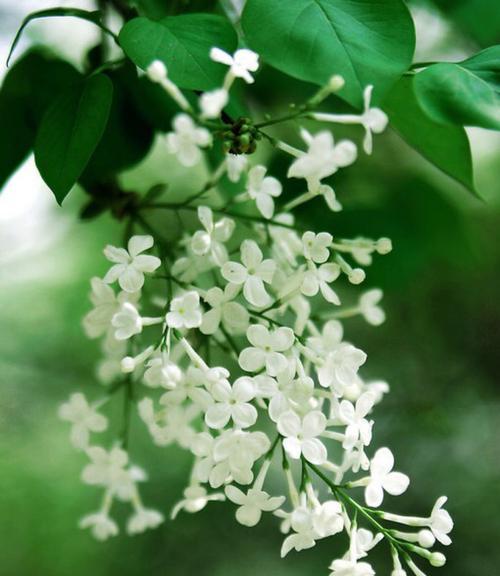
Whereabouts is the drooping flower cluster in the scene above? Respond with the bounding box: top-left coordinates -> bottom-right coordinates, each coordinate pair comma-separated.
60,46 -> 452,576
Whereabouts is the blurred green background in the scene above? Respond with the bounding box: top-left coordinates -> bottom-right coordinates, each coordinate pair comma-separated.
0,1 -> 499,575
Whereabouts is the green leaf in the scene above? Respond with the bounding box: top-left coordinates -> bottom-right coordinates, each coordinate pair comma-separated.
0,49 -> 80,190
34,74 -> 113,204
82,65 -> 156,184
383,76 -> 476,194
241,0 -> 415,107
119,14 -> 238,91
414,46 -> 500,130
7,8 -> 117,66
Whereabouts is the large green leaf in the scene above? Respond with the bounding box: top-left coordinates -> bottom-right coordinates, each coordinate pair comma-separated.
384,76 -> 476,194
119,14 -> 238,91
34,74 -> 113,204
7,7 -> 117,66
241,0 -> 415,107
414,46 -> 500,130
82,65 -> 157,184
0,50 -> 80,191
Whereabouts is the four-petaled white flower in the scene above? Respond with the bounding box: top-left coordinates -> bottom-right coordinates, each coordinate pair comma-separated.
59,393 -> 107,450
210,47 -> 259,84
337,392 -> 375,450
317,343 -> 367,394
429,496 -> 453,545
246,165 -> 282,219
112,302 -> 162,340
80,512 -> 118,541
280,507 -> 317,557
312,500 -> 344,538
359,289 -> 385,326
365,447 -> 410,508
166,114 -> 212,166
103,235 -> 161,293
239,324 -> 295,376
222,240 -> 276,307
225,485 -> 285,527
191,206 -> 235,265
359,86 -> 389,154
302,231 -> 333,263
144,353 -> 183,389
199,88 -> 228,119
205,377 -> 257,429
288,129 -> 357,193
329,558 -> 375,576
200,285 -> 249,335
278,410 -> 328,465
127,508 -> 164,534
301,262 -> 341,304
166,291 -> 202,329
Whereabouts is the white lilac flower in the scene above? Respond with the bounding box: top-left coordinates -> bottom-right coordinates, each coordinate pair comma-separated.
311,85 -> 388,155
307,319 -> 343,356
166,114 -> 212,166
199,88 -> 229,119
221,240 -> 276,307
210,47 -> 259,86
126,508 -> 164,534
278,410 -> 327,465
191,206 -> 235,265
301,262 -> 341,304
337,392 -> 375,450
139,399 -> 199,449
225,484 -> 285,527
317,343 -> 367,393
166,291 -> 202,329
246,165 -> 282,219
103,235 -> 161,293
226,153 -> 248,182
312,500 -> 344,538
111,302 -> 162,340
359,289 -> 385,326
200,285 -> 249,335
287,129 -> 357,193
59,393 -> 107,450
81,446 -> 137,500
365,448 -> 410,507
205,377 -> 257,429
328,557 -> 375,576
428,496 -> 453,545
79,512 -> 118,541
83,278 -> 136,338
144,352 -> 183,389
302,231 -> 333,263
209,429 -> 270,488
280,506 -> 317,557
171,484 -> 225,518
239,324 -> 295,376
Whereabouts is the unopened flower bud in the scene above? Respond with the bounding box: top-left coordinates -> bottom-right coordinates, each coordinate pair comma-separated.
348,268 -> 365,284
376,237 -> 392,254
121,356 -> 136,373
147,60 -> 167,83
328,74 -> 345,91
418,529 -> 435,548
429,552 -> 446,567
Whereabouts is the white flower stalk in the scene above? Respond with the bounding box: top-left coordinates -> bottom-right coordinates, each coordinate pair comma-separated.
311,85 -> 389,154
146,60 -> 191,111
166,114 -> 212,167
